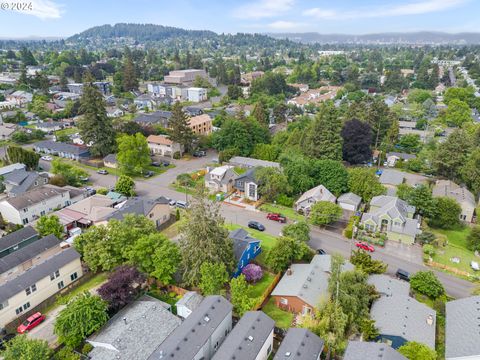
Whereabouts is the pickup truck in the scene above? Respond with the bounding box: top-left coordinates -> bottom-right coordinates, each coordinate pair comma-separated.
266,213 -> 287,223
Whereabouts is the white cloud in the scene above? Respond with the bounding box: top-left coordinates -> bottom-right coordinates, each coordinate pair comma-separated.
233,0 -> 295,19
267,20 -> 306,30
11,0 -> 62,19
304,0 -> 467,20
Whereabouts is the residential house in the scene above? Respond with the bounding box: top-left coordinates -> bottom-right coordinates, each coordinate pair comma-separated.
295,185 -> 337,214
0,163 -> 26,177
241,71 -> 264,85
0,245 -> 82,330
379,169 -> 405,195
148,295 -> 233,360
337,192 -> 362,212
164,69 -> 207,85
288,83 -> 310,93
103,197 -> 171,229
147,83 -> 183,102
67,81 -> 110,95
134,111 -> 171,128
343,342 -> 407,360
432,180 -> 476,223
386,152 -> 417,167
33,140 -> 90,161
134,94 -> 158,110
229,228 -> 261,277
184,106 -> 203,117
360,195 -> 421,245
176,291 -> 204,319
106,107 -> 124,118
3,169 -> 49,197
273,328 -> 324,360
204,165 -> 238,194
147,134 -> 184,158
287,86 -> 340,109
229,156 -> 280,169
103,154 -> 118,169
0,123 -> 17,140
369,274 -> 436,349
188,114 -> 213,135
234,168 -> 260,201
6,91 -> 33,106
271,255 -> 353,315
212,311 -> 274,360
186,87 -> 207,102
87,295 -> 182,360
0,184 -> 87,225
0,226 -> 39,258
445,296 -> 480,360
35,121 -> 63,133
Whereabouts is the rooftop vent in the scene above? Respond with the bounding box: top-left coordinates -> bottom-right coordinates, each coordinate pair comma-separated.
204,316 -> 210,323
426,315 -> 434,326
285,352 -> 291,357
303,284 -> 308,289
247,335 -> 254,342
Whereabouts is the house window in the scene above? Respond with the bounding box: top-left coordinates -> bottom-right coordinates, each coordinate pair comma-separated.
149,213 -> 154,218
280,298 -> 288,305
40,211 -> 46,216
394,221 -> 401,227
267,344 -> 272,355
23,302 -> 30,311
50,270 -> 60,280
25,284 -> 37,296
22,218 -> 29,225
23,208 -> 28,213
0,300 -> 8,311
58,281 -> 65,290
248,184 -> 256,198
70,272 -> 78,281
15,306 -> 23,315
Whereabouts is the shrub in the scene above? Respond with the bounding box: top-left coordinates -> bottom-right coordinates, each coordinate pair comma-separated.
423,244 -> 436,257
96,187 -> 109,195
173,151 -> 181,159
410,271 -> 445,299
417,231 -> 436,245
275,194 -> 294,207
242,264 -> 263,283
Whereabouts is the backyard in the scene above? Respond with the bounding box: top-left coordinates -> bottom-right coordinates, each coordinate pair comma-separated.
261,297 -> 294,329
430,227 -> 479,276
259,203 -> 305,223
248,272 -> 277,298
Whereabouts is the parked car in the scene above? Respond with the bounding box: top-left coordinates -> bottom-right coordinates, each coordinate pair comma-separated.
151,161 -> 161,167
395,268 -> 410,282
80,176 -> 89,182
316,248 -> 327,255
97,169 -> 108,175
17,312 -> 45,334
162,161 -> 170,167
266,213 -> 287,223
193,150 -> 207,157
176,200 -> 189,209
143,170 -> 154,178
0,333 -> 15,350
41,155 -> 52,161
355,241 -> 375,252
248,221 -> 265,231
168,199 -> 176,206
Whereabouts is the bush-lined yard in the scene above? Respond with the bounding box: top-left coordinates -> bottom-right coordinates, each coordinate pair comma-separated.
259,203 -> 305,223
262,297 -> 294,329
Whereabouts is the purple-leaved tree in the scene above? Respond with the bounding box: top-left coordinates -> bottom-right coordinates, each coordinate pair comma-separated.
241,264 -> 263,283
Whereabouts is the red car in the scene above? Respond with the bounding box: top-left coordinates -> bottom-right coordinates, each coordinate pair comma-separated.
355,242 -> 375,252
17,312 -> 45,334
266,213 -> 287,223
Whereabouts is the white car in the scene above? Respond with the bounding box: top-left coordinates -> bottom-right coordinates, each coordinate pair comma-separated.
471,261 -> 479,271
41,156 -> 53,161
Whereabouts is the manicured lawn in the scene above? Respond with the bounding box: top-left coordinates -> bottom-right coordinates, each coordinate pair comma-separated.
431,227 -> 477,275
262,297 -> 294,329
55,127 -> 78,137
248,272 -> 276,298
53,272 -> 108,308
259,203 -> 305,223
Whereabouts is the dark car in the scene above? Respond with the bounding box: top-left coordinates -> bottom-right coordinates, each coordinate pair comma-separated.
162,161 -> 170,167
248,221 -> 265,231
396,268 -> 410,282
143,170 -> 154,178
0,333 -> 15,350
151,161 -> 161,167
316,248 -> 327,255
193,150 -> 207,157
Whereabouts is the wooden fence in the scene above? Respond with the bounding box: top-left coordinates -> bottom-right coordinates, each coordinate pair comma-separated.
427,260 -> 472,278
253,272 -> 282,310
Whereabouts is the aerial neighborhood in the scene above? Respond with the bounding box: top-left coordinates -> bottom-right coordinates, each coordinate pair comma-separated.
1,3 -> 480,360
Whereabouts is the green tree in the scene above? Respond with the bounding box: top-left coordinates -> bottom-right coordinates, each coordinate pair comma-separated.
115,175 -> 136,197
466,226 -> 480,252
51,159 -> 88,187
398,341 -> 437,360
341,119 -> 372,165
252,101 -> 269,126
122,51 -> 138,91
179,190 -> 235,286
230,275 -> 256,316
255,167 -> 291,202
410,271 -> 445,299
54,292 -> 109,348
36,214 -> 64,238
117,133 -> 151,175
428,197 -> 461,229
6,146 -> 40,170
310,201 -> 342,226
1,335 -> 52,360
461,148 -> 480,195
251,143 -> 280,161
266,236 -> 311,272
304,102 -> 343,160
433,129 -> 472,181
445,99 -> 471,127
78,75 -> 116,157
405,184 -> 435,218
282,221 -> 310,242
199,262 -> 229,295
168,102 -> 195,153
348,168 -> 385,202
408,89 -> 433,104
311,160 -> 349,196
350,250 -> 387,274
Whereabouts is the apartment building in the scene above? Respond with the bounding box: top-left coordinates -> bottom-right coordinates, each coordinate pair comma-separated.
164,69 -> 207,85
188,114 -> 213,135
0,226 -> 39,258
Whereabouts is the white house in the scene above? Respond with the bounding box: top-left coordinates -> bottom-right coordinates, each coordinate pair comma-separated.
146,134 -> 184,158
0,185 -> 87,225
295,185 -> 336,213
337,192 -> 362,212
6,91 -> 33,106
186,87 -> 207,102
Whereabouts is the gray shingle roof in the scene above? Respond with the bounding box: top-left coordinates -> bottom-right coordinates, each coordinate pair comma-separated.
134,111 -> 171,127
4,185 -> 71,210
0,226 -> 38,253
5,170 -> 48,196
343,341 -> 407,360
229,156 -> 280,169
106,197 -> 168,221
368,274 -> 410,298
337,192 -> 362,206
379,169 -> 405,186
149,296 -> 232,360
370,294 -> 436,349
88,296 -> 182,360
212,311 -> 274,360
273,328 -> 324,360
175,291 -> 204,313
0,246 -> 80,304
229,228 -> 259,261
0,234 -> 60,274
33,140 -> 90,156
386,152 -> 417,160
445,296 -> 480,359
0,163 -> 26,176
103,154 -> 117,164
271,255 -> 353,308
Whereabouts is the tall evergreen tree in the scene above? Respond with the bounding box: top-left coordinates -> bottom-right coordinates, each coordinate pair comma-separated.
77,73 -> 116,157
252,101 -> 269,126
179,189 -> 235,286
341,119 -> 372,164
304,102 -> 343,160
168,102 -> 195,153
122,50 -> 138,91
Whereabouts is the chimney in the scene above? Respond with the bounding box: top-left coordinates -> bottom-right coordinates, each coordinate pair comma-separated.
123,317 -> 127,325
286,268 -> 292,276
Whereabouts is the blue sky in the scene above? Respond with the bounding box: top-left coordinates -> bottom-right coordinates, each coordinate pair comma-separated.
0,0 -> 479,38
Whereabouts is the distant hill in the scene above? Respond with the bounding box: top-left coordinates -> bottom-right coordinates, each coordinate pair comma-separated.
268,31 -> 480,44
